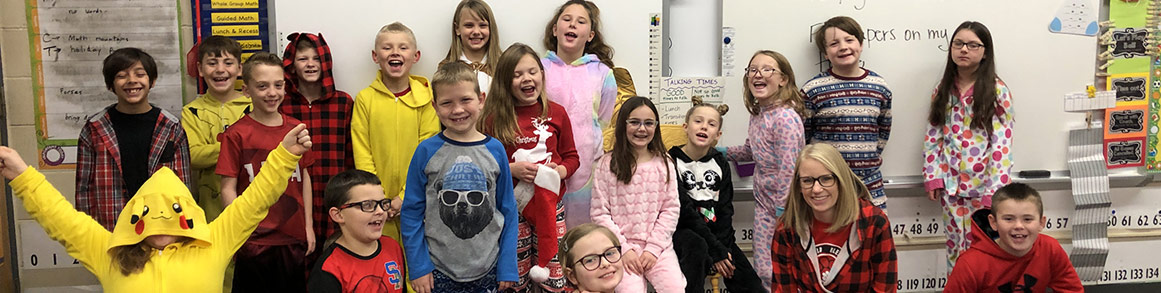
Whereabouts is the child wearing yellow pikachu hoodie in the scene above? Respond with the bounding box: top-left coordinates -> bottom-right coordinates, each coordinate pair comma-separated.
0,125 -> 312,292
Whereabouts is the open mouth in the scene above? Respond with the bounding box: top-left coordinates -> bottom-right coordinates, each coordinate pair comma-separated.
469,35 -> 486,44
521,85 -> 537,96
751,80 -> 768,90
564,32 -> 578,42
695,132 -> 709,140
388,59 -> 404,70
633,132 -> 650,139
304,69 -> 319,75
211,76 -> 231,84
369,219 -> 383,228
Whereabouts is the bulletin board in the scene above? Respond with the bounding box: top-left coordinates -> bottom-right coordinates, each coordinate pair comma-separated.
25,0 -> 186,169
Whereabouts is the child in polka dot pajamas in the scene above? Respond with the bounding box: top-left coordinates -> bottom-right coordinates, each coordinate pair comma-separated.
923,21 -> 1015,274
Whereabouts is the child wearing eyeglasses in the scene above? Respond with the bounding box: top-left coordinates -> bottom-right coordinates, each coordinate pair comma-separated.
558,223 -> 625,293
400,61 -> 518,293
309,169 -> 407,292
924,21 -> 1014,273
718,50 -> 806,291
591,96 -> 684,292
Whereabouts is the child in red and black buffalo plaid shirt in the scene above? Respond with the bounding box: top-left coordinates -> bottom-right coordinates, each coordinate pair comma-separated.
279,32 -> 355,244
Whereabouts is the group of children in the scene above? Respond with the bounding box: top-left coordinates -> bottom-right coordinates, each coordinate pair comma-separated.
0,0 -> 1089,292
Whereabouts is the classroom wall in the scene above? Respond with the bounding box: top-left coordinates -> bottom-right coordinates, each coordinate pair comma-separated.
0,0 -> 199,290
0,0 -> 1159,291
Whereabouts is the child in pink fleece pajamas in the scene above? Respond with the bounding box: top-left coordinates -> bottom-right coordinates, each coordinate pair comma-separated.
590,97 -> 684,292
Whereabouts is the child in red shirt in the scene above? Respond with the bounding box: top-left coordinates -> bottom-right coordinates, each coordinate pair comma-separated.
478,43 -> 579,290
945,183 -> 1083,292
216,52 -> 315,292
308,169 -> 406,292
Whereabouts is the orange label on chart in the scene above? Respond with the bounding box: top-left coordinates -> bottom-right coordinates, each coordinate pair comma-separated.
1104,104 -> 1148,139
212,12 -> 259,23
211,25 -> 260,37
211,0 -> 259,9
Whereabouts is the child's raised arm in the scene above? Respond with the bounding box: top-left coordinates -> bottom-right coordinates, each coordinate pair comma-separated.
0,146 -> 112,270
210,124 -> 310,253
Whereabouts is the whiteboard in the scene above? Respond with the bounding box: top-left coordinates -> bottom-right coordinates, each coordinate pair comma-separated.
272,0 -> 660,102
721,0 -> 1097,177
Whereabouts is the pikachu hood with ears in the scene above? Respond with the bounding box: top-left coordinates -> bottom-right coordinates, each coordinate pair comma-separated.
9,144 -> 301,292
108,167 -> 212,250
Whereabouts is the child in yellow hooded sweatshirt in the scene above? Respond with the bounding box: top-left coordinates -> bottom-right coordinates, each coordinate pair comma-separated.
0,125 -> 312,292
351,22 -> 439,243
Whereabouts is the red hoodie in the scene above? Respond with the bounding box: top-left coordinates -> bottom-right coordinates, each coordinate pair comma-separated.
944,209 -> 1083,292
279,32 -> 355,240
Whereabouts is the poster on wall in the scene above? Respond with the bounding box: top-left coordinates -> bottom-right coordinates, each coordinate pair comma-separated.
191,0 -> 272,93
1107,0 -> 1150,170
25,0 -> 185,169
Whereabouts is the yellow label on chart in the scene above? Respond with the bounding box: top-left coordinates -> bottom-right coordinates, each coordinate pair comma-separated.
211,25 -> 260,37
212,12 -> 259,23
238,40 -> 263,51
211,0 -> 259,9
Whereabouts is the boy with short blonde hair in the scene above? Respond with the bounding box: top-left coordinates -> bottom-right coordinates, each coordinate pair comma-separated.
945,183 -> 1083,292
401,61 -> 517,292
352,21 -> 440,293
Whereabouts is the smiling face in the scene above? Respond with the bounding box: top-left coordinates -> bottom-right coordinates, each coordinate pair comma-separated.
112,61 -> 154,106
331,184 -> 389,243
242,64 -> 286,115
199,52 -> 241,96
456,9 -> 491,55
798,158 -> 839,222
823,27 -> 863,72
435,81 -> 484,137
683,106 -> 722,148
293,46 -> 322,83
551,4 -> 596,55
988,199 -> 1045,257
746,54 -> 788,103
625,105 -> 658,151
951,29 -> 986,73
510,54 -> 543,106
566,233 -> 623,292
372,32 -> 420,80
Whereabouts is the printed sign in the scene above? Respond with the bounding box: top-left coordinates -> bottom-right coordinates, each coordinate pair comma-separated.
1112,28 -> 1149,58
1105,105 -> 1148,139
1111,77 -> 1147,102
1106,138 -> 1145,168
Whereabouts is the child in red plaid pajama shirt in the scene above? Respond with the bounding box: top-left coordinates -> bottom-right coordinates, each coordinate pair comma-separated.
76,47 -> 192,231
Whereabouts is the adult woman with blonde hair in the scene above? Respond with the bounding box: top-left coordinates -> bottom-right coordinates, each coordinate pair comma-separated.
771,143 -> 897,292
